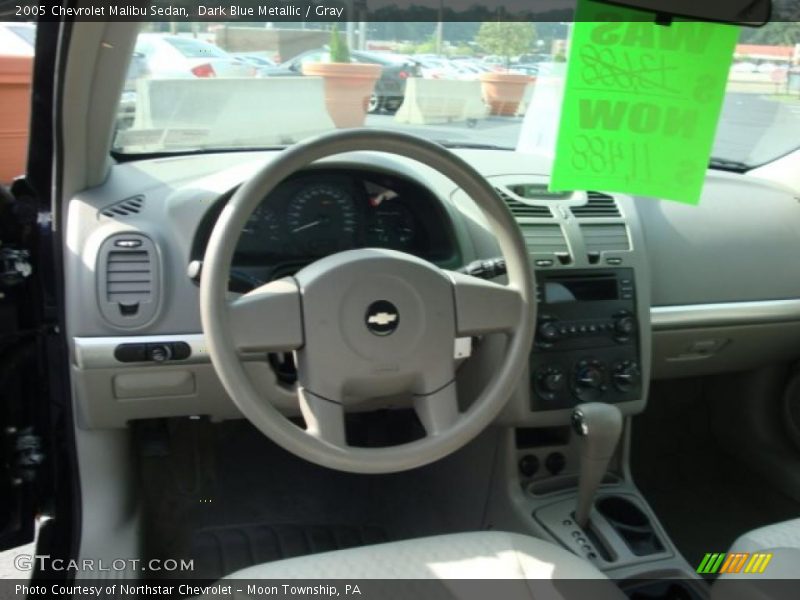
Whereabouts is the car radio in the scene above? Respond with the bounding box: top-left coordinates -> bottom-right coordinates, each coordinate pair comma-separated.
531,268 -> 640,410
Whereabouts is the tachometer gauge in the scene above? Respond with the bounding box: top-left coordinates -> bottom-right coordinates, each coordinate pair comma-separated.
367,203 -> 416,249
286,183 -> 358,253
241,205 -> 283,245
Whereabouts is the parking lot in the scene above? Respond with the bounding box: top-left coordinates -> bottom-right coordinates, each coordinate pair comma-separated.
366,90 -> 800,167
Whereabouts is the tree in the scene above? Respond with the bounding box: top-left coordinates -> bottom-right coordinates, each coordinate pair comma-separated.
739,22 -> 800,46
476,22 -> 537,68
329,24 -> 351,63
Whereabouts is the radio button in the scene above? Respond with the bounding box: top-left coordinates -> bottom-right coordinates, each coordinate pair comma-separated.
614,316 -> 636,337
537,321 -> 561,342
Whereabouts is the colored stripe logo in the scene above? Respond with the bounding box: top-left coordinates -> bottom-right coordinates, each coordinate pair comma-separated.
696,552 -> 773,574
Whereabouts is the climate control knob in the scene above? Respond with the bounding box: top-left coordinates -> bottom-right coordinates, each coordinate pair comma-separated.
612,360 -> 641,393
534,366 -> 566,402
571,360 -> 607,401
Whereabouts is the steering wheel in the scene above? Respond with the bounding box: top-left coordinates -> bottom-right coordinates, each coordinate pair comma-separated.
200,129 -> 535,474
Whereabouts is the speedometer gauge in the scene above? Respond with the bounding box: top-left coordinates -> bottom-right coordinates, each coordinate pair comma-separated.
286,183 -> 358,253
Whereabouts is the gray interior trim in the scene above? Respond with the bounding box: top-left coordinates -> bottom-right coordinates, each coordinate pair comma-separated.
75,300 -> 800,370
651,299 -> 800,331
74,335 -> 209,369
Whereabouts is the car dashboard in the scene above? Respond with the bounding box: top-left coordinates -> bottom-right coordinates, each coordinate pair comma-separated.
190,168 -> 461,292
65,148 -> 800,431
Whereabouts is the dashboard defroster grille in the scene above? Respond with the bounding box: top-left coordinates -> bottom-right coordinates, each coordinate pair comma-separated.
100,195 -> 145,218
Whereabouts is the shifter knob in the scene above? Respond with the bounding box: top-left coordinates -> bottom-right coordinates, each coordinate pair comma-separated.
572,402 -> 623,529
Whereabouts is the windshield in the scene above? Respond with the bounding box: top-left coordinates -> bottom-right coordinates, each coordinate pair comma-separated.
113,21 -> 800,168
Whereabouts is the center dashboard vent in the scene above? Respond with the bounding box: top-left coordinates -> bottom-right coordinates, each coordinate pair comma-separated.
96,233 -> 161,328
520,224 -> 569,254
570,192 -> 621,218
495,187 -> 553,219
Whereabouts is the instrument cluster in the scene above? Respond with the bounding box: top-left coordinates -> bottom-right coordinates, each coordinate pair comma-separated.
194,169 -> 460,287
237,177 -> 419,256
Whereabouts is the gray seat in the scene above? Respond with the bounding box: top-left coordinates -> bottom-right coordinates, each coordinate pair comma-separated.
727,518 -> 800,554
211,531 -> 625,600
710,518 -> 800,599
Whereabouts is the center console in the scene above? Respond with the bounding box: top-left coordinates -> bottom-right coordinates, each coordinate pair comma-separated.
532,268 -> 642,410
487,184 -> 702,592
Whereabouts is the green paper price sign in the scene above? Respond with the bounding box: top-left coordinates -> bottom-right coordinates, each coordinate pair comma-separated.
550,0 -> 740,204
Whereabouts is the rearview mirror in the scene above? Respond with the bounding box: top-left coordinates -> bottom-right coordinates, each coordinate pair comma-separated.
594,0 -> 771,26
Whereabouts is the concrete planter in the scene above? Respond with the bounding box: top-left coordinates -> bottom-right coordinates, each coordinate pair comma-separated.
117,77 -> 335,152
0,54 -> 33,184
394,78 -> 488,125
302,62 -> 381,128
480,72 -> 535,117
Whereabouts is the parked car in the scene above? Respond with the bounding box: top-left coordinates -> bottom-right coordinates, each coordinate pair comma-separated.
116,52 -> 150,130
756,61 -> 780,74
264,48 -> 419,113
413,56 -> 462,80
514,53 -> 549,64
134,34 -> 256,78
731,61 -> 758,73
232,52 -> 278,76
512,63 -> 541,77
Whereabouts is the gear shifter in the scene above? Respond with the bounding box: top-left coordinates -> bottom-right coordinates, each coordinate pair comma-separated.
572,402 -> 623,529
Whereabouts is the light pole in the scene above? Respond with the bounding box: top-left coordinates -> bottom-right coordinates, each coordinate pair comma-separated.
436,0 -> 443,55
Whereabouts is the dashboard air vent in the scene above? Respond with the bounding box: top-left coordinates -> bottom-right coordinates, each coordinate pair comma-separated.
496,188 -> 552,219
97,233 -> 160,328
105,250 -> 152,306
581,224 -> 630,252
100,195 -> 145,218
521,224 -> 569,254
570,192 -> 621,218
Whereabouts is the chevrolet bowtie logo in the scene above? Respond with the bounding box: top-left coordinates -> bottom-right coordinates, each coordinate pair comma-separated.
367,312 -> 398,326
365,300 -> 400,336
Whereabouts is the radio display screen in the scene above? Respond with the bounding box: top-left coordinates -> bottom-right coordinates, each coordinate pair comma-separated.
544,277 -> 618,303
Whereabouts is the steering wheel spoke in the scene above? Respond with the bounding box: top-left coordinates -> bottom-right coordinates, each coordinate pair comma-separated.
414,381 -> 460,436
227,277 -> 304,352
448,271 -> 524,336
299,388 -> 347,446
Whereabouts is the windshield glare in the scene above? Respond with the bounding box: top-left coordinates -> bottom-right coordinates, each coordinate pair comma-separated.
113,21 -> 800,168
